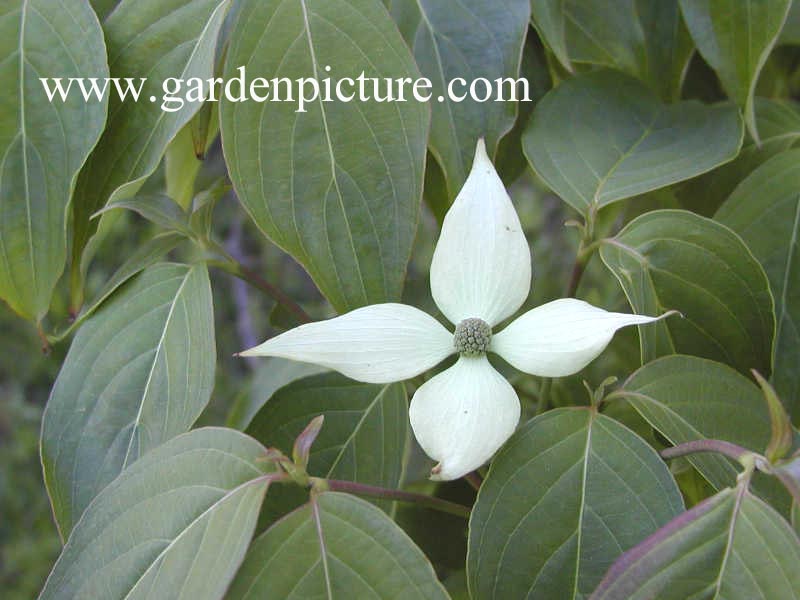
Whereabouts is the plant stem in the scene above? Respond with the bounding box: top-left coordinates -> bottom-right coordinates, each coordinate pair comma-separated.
564,206 -> 600,298
208,257 -> 311,325
464,471 -> 482,492
536,377 -> 552,415
565,251 -> 589,298
660,439 -> 753,463
36,321 -> 51,354
323,479 -> 471,519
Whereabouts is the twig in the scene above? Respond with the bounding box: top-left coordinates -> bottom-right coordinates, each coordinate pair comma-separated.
323,479 -> 471,518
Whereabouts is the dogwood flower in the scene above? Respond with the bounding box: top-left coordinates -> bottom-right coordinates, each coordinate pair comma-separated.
240,140 -> 666,481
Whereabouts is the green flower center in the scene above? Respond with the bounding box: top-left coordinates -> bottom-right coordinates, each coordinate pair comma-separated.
454,318 -> 492,356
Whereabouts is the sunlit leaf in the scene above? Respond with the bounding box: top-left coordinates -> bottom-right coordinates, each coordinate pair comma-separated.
39,428 -> 274,600
0,0 -> 108,321
227,492 -> 448,599
42,263 -> 215,537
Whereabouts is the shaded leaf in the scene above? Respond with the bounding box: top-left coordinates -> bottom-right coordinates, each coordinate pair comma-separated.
467,408 -> 683,599
246,372 -> 407,519
678,97 -> 800,215
220,0 -> 428,312
524,70 -> 743,214
50,232 -> 185,341
495,29 -> 552,185
780,0 -> 800,45
619,355 -> 792,514
89,0 -> 118,20
96,193 -> 192,236
752,370 -> 794,461
188,177 -> 228,242
165,107 -> 219,211
227,492 -> 448,599
40,428 -> 274,600
531,0 -> 693,100
0,0 -> 108,321
389,0 -> 420,45
773,454 -> 800,506
42,263 -> 215,537
406,0 -> 530,198
226,357 -> 327,430
716,149 -> 800,420
70,0 -> 231,299
591,486 -> 800,599
679,0 -> 792,141
600,209 -> 774,375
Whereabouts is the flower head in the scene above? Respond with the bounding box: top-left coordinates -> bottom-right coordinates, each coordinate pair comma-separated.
240,140 -> 667,480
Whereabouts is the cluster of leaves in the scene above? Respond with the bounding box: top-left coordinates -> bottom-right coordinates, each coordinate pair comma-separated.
3,0 -> 800,598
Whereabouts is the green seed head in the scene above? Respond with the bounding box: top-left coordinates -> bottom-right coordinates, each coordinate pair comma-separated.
454,318 -> 492,356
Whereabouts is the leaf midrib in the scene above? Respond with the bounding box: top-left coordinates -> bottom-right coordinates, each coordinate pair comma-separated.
120,266 -> 194,469
120,476 -> 268,600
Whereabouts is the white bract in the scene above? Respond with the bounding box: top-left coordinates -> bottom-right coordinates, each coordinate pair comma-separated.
241,140 -> 667,481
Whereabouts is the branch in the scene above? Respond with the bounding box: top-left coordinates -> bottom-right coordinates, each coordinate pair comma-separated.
322,479 -> 471,519
660,439 -> 753,463
208,257 -> 312,325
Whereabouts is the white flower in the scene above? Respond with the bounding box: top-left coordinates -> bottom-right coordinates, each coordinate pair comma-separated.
240,140 -> 667,481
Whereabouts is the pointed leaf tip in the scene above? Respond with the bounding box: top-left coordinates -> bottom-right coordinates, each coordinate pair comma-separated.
752,370 -> 792,462
293,415 -> 325,468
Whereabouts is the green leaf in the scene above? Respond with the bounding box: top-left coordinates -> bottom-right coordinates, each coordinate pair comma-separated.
389,0 -> 420,44
89,0 -> 118,20
39,428 -> 274,600
752,370 -> 794,462
220,0 -> 428,312
96,193 -> 192,236
780,0 -> 800,45
227,492 -> 448,599
246,373 -> 408,518
599,209 -> 774,375
188,178 -> 228,242
41,263 -> 216,538
0,0 -> 108,321
165,108 -> 219,211
523,70 -> 743,214
590,486 -> 800,599
679,0 -> 792,142
716,149 -> 800,420
773,454 -> 800,507
495,32 -> 552,185
50,232 -> 185,341
403,0 -> 530,198
531,0 -> 693,101
70,0 -> 231,300
226,357 -> 327,430
619,355 -> 793,514
467,408 -> 683,599
677,97 -> 800,215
